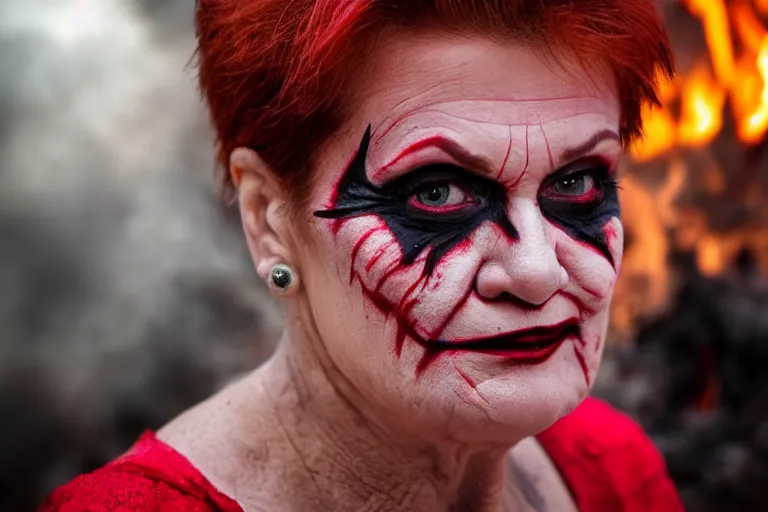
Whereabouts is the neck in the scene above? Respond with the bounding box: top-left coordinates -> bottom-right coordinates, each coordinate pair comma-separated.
234,310 -> 522,512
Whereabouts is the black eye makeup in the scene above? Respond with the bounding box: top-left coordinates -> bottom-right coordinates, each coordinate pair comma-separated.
314,127 -> 516,275
541,162 -> 617,203
538,162 -> 620,264
381,164 -> 498,217
314,126 -> 621,273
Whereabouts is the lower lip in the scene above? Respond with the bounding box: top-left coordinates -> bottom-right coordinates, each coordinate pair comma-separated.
464,334 -> 573,363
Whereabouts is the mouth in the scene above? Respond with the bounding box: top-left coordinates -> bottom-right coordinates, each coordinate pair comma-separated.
430,319 -> 580,363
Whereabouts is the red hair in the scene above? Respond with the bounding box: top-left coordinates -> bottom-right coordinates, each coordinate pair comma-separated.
195,0 -> 673,204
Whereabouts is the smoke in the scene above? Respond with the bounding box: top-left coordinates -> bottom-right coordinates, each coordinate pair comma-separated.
0,1 -> 280,509
7,1 -> 762,511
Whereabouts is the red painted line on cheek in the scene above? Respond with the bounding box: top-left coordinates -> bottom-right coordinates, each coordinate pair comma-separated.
429,271 -> 444,291
415,286 -> 478,374
359,283 -> 394,318
326,152 -> 365,235
451,237 -> 476,255
489,221 -> 520,246
354,271 -> 428,360
582,286 -> 602,300
349,239 -> 430,358
548,225 -> 613,299
350,229 -> 485,377
453,359 -> 477,388
603,221 -> 619,250
397,274 -> 428,316
331,219 -> 343,235
416,349 -> 446,375
572,343 -> 590,388
396,297 -> 421,357
429,285 -> 474,340
365,241 -> 397,272
576,239 -> 613,265
326,152 -> 358,210
558,290 -> 585,309
547,222 -> 613,267
350,227 -> 387,284
395,321 -> 408,358
374,263 -> 405,294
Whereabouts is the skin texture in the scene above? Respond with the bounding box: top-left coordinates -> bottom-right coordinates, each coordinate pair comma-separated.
159,32 -> 622,511
303,34 -> 623,445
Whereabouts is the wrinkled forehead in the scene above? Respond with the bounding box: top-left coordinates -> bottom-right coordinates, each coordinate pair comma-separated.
342,35 -> 621,165
353,34 -> 619,120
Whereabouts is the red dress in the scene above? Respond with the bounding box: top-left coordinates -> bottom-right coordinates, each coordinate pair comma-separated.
39,397 -> 684,511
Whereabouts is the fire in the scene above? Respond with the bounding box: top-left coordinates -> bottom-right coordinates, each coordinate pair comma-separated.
685,0 -> 736,85
613,1 -> 768,340
678,59 -> 727,147
632,0 -> 768,160
738,38 -> 768,142
629,72 -> 678,160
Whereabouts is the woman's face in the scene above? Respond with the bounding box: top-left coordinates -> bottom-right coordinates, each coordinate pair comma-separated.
295,34 -> 623,441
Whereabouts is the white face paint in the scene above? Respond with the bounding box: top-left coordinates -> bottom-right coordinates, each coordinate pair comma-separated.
297,34 -> 623,442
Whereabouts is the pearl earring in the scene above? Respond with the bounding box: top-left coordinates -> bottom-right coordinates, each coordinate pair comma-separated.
268,263 -> 298,296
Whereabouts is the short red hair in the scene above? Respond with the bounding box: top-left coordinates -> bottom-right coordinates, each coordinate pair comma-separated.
195,0 -> 673,203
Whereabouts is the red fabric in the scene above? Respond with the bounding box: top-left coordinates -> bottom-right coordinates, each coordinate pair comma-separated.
38,432 -> 243,512
40,398 -> 683,511
537,397 -> 685,512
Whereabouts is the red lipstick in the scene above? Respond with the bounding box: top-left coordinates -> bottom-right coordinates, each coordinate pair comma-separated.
431,319 -> 580,363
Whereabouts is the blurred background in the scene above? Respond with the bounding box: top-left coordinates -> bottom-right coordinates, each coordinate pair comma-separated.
0,0 -> 766,510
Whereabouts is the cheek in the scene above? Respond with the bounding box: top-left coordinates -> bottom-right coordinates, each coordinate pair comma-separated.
332,216 -> 485,343
604,216 -> 624,273
553,217 -> 622,305
552,218 -> 621,385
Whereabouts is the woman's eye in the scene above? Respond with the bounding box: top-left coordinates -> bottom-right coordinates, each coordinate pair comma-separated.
542,174 -> 602,203
410,183 -> 472,211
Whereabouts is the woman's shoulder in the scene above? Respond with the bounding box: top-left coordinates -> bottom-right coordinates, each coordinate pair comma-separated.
38,432 -> 243,512
536,397 -> 685,512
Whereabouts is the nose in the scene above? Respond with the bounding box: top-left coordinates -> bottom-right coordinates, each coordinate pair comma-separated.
475,209 -> 565,307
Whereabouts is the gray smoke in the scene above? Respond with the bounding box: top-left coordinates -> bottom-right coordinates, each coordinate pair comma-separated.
0,1 -> 280,509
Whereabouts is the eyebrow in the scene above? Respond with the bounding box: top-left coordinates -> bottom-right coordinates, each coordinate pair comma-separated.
374,135 -> 491,179
558,129 -> 621,164
375,128 -> 620,180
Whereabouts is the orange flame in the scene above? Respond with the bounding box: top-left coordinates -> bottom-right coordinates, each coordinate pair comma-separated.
614,1 -> 768,338
756,0 -> 768,17
736,37 -> 768,143
678,59 -> 727,146
683,0 -> 736,85
631,0 -> 768,156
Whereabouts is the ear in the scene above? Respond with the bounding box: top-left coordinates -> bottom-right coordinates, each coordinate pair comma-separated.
230,147 -> 295,283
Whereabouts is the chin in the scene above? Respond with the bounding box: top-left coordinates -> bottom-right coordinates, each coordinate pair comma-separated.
416,347 -> 593,445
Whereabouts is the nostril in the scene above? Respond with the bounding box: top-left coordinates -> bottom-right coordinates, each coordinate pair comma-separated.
501,291 -> 550,310
475,244 -> 563,306
476,289 -> 548,311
